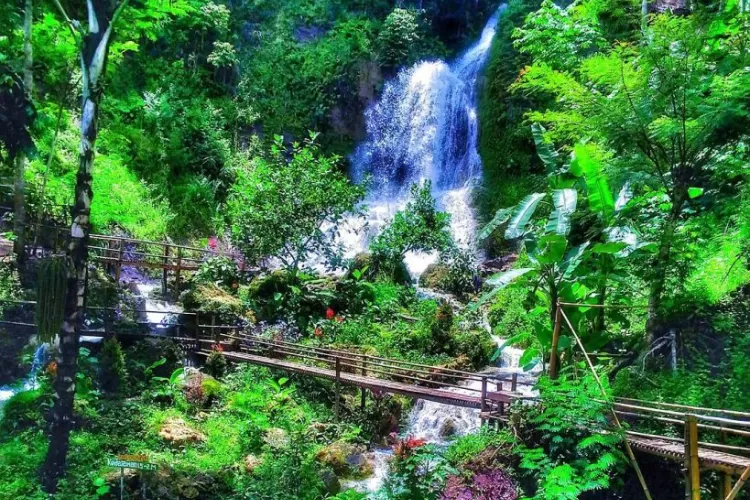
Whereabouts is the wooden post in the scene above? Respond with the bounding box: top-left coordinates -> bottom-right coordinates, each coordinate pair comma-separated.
511,373 -> 518,392
549,302 -> 562,379
115,238 -> 123,282
684,414 -> 700,500
211,314 -> 217,342
496,381 -> 504,417
162,244 -> 170,295
175,247 -> 182,292
360,355 -> 367,410
480,376 -> 488,426
334,357 -> 341,421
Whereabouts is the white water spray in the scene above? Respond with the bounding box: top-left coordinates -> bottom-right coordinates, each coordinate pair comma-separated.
342,7 -> 506,277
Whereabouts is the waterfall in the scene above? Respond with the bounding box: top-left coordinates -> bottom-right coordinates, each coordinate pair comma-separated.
0,343 -> 48,411
343,6 -> 506,277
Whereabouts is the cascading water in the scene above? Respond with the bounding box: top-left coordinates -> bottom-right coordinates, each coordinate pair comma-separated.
0,343 -> 48,412
345,6 -> 506,277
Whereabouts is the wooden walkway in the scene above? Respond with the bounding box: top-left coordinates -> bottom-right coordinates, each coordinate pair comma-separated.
198,349 -> 498,409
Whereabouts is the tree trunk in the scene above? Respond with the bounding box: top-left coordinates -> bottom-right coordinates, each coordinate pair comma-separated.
645,207 -> 680,346
41,0 -> 123,491
641,0 -> 648,32
13,0 -> 33,262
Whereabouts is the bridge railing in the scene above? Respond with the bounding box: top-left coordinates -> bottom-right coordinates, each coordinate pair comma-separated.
24,223 -> 243,287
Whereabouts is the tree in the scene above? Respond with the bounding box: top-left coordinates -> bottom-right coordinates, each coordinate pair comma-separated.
513,14 -> 750,343
370,181 -> 454,275
41,0 -> 131,492
12,0 -> 33,262
227,135 -> 366,276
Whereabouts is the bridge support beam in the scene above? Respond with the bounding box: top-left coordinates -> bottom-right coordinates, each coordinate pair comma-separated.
360,357 -> 367,410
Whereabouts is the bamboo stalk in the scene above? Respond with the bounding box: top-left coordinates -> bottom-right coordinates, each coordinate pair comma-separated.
559,308 -> 654,500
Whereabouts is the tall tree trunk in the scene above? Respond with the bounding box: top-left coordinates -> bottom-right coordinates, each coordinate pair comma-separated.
41,0 -> 125,491
13,0 -> 33,262
645,202 -> 682,347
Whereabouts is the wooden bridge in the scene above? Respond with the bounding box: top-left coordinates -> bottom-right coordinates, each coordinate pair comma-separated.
1,222 -> 749,497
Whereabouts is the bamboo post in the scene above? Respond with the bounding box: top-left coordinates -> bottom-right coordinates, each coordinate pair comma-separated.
559,308 -> 654,500
549,301 -> 562,379
684,414 -> 701,499
334,357 -> 341,422
511,373 -> 518,392
725,466 -> 750,500
360,355 -> 367,410
721,431 -> 732,500
480,376 -> 488,426
162,244 -> 170,295
175,247 -> 182,292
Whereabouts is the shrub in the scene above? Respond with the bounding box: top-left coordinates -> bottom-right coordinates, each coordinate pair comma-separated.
99,337 -> 128,395
370,182 -> 454,282
204,350 -> 228,379
192,256 -> 241,291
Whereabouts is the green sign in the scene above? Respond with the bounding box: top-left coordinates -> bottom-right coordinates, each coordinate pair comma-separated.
107,458 -> 157,471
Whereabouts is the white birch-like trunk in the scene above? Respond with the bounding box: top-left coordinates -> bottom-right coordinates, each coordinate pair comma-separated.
41,0 -> 124,491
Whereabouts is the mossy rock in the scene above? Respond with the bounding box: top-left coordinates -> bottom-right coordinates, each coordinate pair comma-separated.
419,263 -> 450,289
315,441 -> 373,479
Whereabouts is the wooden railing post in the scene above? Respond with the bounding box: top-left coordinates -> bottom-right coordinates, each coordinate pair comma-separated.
115,238 -> 123,282
511,373 -> 518,392
211,314 -> 217,343
175,247 -> 183,292
335,357 -> 341,421
162,244 -> 170,295
360,355 -> 367,410
480,376 -> 488,426
549,301 -> 562,379
496,381 -> 504,417
685,414 -> 700,500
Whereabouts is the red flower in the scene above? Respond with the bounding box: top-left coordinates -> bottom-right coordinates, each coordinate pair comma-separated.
334,316 -> 344,323
212,343 -> 224,352
208,236 -> 218,250
314,327 -> 324,337
325,308 -> 335,320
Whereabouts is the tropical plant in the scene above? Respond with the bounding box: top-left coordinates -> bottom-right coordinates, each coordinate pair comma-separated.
514,372 -> 626,499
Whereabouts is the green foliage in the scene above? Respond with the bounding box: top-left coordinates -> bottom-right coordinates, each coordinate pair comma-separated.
371,182 -> 453,280
0,263 -> 21,315
99,338 -> 128,395
35,256 -> 67,342
515,372 -> 626,499
192,256 -> 241,290
204,350 -> 228,379
376,8 -> 445,68
445,428 -> 513,466
228,135 -> 365,274
381,440 -> 456,500
0,389 -> 47,434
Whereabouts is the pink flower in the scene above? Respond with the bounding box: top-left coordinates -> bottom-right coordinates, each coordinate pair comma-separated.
325,308 -> 335,320
208,236 -> 218,250
314,327 -> 324,337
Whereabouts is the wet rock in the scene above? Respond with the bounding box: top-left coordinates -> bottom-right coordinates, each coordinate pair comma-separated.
320,469 -> 341,495
316,441 -> 374,478
440,419 -> 457,437
419,263 -> 450,289
244,454 -> 263,474
263,427 -> 290,449
295,25 -> 326,44
158,417 -> 206,446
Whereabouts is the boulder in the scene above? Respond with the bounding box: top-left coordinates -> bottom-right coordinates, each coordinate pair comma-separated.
440,419 -> 457,438
319,470 -> 341,496
158,417 -> 206,446
316,441 -> 374,478
263,427 -> 290,449
419,263 -> 450,289
244,454 -> 263,474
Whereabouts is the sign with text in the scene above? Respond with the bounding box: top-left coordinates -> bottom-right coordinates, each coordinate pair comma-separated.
107,455 -> 158,471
